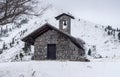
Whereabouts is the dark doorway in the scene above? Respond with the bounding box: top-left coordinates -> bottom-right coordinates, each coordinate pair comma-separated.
47,44 -> 56,60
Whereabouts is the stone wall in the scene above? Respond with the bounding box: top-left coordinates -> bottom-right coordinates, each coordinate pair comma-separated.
33,29 -> 85,61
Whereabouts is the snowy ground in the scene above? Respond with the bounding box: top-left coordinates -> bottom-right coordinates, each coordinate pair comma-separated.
0,61 -> 120,77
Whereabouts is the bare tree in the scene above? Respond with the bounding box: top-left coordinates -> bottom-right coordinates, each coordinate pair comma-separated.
0,0 -> 50,25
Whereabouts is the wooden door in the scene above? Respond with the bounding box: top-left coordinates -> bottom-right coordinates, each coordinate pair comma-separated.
47,44 -> 56,60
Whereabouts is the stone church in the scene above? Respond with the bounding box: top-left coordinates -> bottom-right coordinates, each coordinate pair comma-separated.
22,13 -> 87,61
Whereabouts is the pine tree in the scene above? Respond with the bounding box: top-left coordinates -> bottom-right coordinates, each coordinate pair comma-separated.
11,38 -> 15,44
15,54 -> 19,61
108,31 -> 111,35
17,41 -> 19,44
118,32 -> 120,40
107,25 -> 112,30
117,28 -> 119,32
6,26 -> 8,33
88,49 -> 92,56
3,42 -> 7,50
0,49 -> 3,54
105,28 -> 107,32
0,27 -> 2,37
0,27 -> 3,36
20,53 -> 24,61
113,33 -> 115,38
9,28 -> 12,32
9,42 -> 12,48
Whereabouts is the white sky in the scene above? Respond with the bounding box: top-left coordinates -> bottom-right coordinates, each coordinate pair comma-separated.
49,0 -> 120,28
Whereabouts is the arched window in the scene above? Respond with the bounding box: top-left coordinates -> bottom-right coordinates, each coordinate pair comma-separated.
63,20 -> 67,29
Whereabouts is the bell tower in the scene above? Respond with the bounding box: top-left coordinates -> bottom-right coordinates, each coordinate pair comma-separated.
55,13 -> 75,35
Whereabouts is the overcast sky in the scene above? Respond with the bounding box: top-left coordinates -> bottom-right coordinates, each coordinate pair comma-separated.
49,0 -> 120,28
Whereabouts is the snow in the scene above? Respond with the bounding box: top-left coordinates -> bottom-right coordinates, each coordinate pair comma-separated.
0,43 -> 24,62
0,61 -> 120,77
0,1 -> 120,77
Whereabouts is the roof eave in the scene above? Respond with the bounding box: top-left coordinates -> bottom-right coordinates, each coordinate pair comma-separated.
55,13 -> 75,20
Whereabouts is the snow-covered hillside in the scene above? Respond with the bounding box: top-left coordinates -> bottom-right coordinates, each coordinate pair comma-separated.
0,0 -> 120,62
0,61 -> 120,77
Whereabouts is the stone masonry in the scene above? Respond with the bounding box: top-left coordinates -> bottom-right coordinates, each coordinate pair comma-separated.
33,29 -> 85,61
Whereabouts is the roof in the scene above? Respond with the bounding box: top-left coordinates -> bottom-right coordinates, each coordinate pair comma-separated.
22,23 -> 85,50
55,13 -> 75,20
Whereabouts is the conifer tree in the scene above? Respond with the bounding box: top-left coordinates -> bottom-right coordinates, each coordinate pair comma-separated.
88,49 -> 92,56
118,32 -> 120,40
108,31 -> 111,35
11,38 -> 15,44
3,42 -> 7,50
19,53 -> 24,61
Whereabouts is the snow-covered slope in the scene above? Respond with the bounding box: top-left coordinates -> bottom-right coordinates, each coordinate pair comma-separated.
0,61 -> 120,77
0,1 -> 120,62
